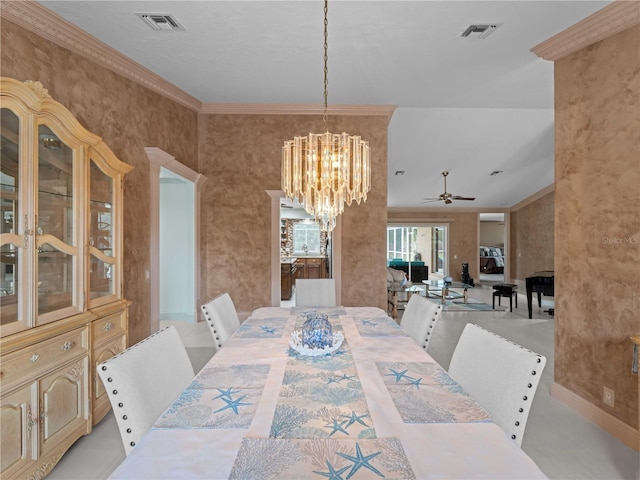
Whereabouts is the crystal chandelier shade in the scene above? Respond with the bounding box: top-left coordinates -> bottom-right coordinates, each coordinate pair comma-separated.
282,132 -> 370,232
281,0 -> 371,232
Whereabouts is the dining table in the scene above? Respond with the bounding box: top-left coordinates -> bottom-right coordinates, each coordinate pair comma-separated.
109,306 -> 548,479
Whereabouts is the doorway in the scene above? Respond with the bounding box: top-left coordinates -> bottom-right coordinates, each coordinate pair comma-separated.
159,169 -> 195,321
268,190 -> 342,307
279,198 -> 334,306
146,147 -> 206,334
479,213 -> 506,283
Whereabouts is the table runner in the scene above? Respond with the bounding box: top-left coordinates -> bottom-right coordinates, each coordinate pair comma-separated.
269,316 -> 373,440
229,309 -> 417,478
230,438 -> 415,480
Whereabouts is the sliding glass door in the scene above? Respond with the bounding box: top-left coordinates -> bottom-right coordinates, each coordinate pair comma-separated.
387,224 -> 448,280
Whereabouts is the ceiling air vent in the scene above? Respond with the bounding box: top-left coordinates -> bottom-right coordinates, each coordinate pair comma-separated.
136,13 -> 185,31
458,24 -> 501,39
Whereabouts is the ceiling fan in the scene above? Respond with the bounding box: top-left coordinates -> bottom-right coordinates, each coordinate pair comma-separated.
422,171 -> 476,205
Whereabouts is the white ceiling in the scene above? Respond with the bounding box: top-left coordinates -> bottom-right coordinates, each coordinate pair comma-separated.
38,0 -> 611,209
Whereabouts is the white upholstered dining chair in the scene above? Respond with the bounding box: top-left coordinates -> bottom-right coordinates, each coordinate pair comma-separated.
399,295 -> 442,351
448,323 -> 547,446
200,292 -> 241,350
97,326 -> 195,456
295,278 -> 337,307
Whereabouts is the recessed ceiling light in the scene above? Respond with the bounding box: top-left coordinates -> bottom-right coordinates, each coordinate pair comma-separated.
395,170 -> 405,176
490,170 -> 503,176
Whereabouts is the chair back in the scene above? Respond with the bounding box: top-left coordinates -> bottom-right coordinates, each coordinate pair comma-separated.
295,278 -> 337,307
201,293 -> 241,349
448,323 -> 546,446
97,326 -> 195,455
400,295 -> 442,351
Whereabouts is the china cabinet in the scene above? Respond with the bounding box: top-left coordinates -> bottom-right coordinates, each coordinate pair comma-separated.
0,77 -> 132,479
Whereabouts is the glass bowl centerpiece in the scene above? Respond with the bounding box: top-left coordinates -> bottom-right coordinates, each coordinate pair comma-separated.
289,311 -> 343,356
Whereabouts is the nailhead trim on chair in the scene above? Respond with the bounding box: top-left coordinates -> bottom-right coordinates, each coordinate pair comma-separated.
421,305 -> 442,350
462,324 -> 545,445
509,354 -> 544,442
201,303 -> 223,349
98,327 -> 170,451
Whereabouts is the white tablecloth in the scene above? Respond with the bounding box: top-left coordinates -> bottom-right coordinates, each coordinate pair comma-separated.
110,307 -> 547,479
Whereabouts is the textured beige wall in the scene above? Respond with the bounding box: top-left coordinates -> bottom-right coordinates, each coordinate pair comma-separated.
555,25 -> 640,429
1,20 -> 199,344
386,211 -> 479,282
198,114 -> 389,313
509,192 -> 554,281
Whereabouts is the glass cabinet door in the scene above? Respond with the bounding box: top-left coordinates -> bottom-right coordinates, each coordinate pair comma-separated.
36,123 -> 81,321
0,108 -> 24,331
88,160 -> 116,303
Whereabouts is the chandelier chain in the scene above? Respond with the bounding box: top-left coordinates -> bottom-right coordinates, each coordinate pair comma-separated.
323,0 -> 329,131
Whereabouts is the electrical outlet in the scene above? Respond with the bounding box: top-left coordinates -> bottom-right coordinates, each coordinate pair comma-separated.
603,387 -> 615,407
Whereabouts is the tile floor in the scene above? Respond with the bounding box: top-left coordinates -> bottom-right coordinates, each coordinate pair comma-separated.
47,282 -> 639,480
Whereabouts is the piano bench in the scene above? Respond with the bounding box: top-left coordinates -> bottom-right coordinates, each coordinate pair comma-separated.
492,283 -> 518,312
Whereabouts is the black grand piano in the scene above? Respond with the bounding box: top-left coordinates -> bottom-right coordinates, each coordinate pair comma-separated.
526,270 -> 554,319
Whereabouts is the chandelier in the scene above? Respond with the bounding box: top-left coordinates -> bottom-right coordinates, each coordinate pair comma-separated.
281,0 -> 371,232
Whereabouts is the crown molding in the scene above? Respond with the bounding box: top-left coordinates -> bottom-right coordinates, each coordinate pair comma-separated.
1,0 -> 203,112
199,103 -> 397,119
2,1 -> 397,119
510,184 -> 555,211
531,0 -> 640,61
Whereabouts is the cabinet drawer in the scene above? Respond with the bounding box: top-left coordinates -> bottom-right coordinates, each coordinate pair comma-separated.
92,312 -> 126,344
0,328 -> 89,389
306,258 -> 322,265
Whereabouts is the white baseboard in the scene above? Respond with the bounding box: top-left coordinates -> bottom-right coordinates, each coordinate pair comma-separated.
551,382 -> 639,451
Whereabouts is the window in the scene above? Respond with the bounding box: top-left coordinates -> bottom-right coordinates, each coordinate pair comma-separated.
293,222 -> 321,255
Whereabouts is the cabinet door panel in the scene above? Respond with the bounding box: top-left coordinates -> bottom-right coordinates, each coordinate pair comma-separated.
295,260 -> 306,280
36,123 -> 81,321
0,107 -> 27,335
39,357 -> 89,455
306,259 -> 322,279
88,160 -> 116,303
1,384 -> 35,477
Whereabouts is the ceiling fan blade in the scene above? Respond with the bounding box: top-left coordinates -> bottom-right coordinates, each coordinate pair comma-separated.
422,172 -> 473,205
451,196 -> 476,201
